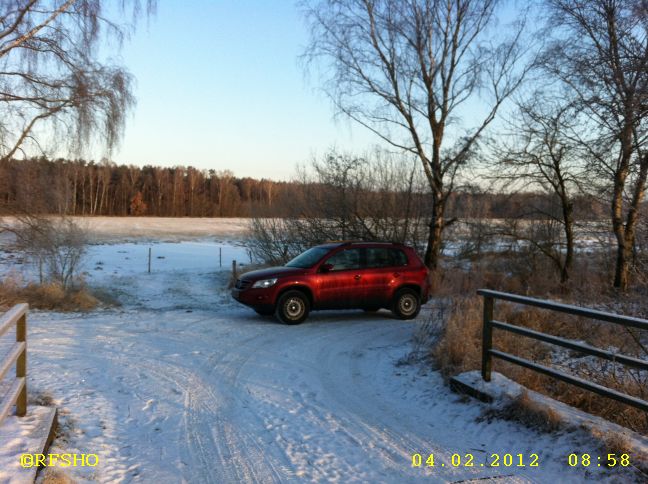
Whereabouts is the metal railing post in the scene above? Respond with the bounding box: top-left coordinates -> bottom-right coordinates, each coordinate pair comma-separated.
481,296 -> 493,382
16,312 -> 27,416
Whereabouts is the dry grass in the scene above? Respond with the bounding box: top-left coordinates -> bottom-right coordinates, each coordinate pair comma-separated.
600,431 -> 633,456
432,252 -> 613,301
28,390 -> 55,407
40,468 -> 74,484
480,391 -> 563,433
433,297 -> 554,379
593,430 -> 648,473
432,297 -> 483,376
0,275 -> 100,311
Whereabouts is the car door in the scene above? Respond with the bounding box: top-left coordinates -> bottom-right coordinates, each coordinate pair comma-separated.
316,248 -> 365,309
363,247 -> 409,306
362,247 -> 393,306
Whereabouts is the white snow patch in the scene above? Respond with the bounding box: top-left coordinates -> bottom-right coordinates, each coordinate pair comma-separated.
0,406 -> 56,483
0,221 -> 644,482
456,370 -> 648,470
18,305 -> 645,483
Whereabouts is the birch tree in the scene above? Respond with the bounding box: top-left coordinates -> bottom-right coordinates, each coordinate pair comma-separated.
543,0 -> 648,289
0,0 -> 156,165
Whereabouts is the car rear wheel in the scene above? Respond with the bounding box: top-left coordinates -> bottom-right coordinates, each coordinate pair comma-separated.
391,288 -> 421,320
275,290 -> 310,325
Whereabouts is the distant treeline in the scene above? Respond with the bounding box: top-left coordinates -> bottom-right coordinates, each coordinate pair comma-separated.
0,157 -> 607,219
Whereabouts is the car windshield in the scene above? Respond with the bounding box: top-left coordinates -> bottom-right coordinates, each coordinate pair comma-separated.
285,247 -> 330,268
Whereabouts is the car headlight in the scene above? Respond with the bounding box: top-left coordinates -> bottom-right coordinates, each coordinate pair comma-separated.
252,278 -> 278,289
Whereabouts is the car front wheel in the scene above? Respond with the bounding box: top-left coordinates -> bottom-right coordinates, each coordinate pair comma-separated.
391,288 -> 421,320
275,290 -> 310,325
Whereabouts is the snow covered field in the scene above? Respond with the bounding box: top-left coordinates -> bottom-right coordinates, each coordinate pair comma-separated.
55,216 -> 250,242
0,218 -> 644,482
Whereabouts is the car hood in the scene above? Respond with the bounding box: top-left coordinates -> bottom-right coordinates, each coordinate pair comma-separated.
239,266 -> 308,281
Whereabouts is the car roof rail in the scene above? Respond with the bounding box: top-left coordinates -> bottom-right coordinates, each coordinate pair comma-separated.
322,240 -> 355,245
349,240 -> 405,246
323,240 -> 407,246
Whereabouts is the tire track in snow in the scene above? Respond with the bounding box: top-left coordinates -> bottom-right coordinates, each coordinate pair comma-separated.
28,309 -> 632,483
124,347 -> 287,483
315,321 -> 531,482
125,319 -> 299,484
296,321 -> 446,480
227,318 -> 435,481
200,329 -> 299,482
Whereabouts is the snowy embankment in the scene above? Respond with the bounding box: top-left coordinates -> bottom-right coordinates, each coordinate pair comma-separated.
0,217 -> 644,482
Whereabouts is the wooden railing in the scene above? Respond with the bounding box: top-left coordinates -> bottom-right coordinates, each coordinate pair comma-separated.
0,303 -> 28,425
478,290 -> 648,412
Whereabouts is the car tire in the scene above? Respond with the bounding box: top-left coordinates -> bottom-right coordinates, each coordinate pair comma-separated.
275,290 -> 310,325
254,308 -> 274,316
391,288 -> 421,320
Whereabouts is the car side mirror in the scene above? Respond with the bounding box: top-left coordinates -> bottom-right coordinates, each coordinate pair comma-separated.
320,263 -> 334,273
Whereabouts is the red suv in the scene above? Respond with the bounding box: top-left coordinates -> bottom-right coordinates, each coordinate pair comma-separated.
231,241 -> 430,324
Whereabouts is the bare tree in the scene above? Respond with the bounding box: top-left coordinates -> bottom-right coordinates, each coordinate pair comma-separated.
491,99 -> 586,283
543,0 -> 648,289
0,0 -> 156,165
303,0 -> 534,270
248,150 -> 428,264
248,217 -> 306,265
7,214 -> 87,289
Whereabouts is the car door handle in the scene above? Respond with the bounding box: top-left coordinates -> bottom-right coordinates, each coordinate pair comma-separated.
354,274 -> 361,280
393,272 -> 401,277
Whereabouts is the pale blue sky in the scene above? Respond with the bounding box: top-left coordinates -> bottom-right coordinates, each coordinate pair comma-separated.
112,1 -> 525,181
113,0 -> 375,180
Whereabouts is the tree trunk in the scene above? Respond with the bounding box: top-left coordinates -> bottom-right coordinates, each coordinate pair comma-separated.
560,201 -> 574,284
612,152 -> 648,289
611,156 -> 630,289
424,194 -> 444,270
614,241 -> 631,289
72,171 -> 77,215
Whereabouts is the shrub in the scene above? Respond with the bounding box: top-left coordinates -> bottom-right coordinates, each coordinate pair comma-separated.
9,215 -> 88,290
247,150 -> 429,265
481,391 -> 563,433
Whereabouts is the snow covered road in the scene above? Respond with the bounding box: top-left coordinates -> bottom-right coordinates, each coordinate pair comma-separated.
26,302 -> 638,483
1,237 -> 638,482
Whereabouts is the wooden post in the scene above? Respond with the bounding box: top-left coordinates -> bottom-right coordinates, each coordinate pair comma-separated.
481,296 -> 494,382
219,247 -> 222,267
232,260 -> 237,280
16,312 -> 27,417
148,247 -> 152,273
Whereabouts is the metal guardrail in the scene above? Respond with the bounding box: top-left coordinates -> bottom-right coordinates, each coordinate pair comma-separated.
477,289 -> 648,413
0,303 -> 28,425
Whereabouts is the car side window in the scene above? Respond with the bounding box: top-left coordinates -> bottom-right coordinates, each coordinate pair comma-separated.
389,249 -> 408,266
366,248 -> 392,268
325,248 -> 363,271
